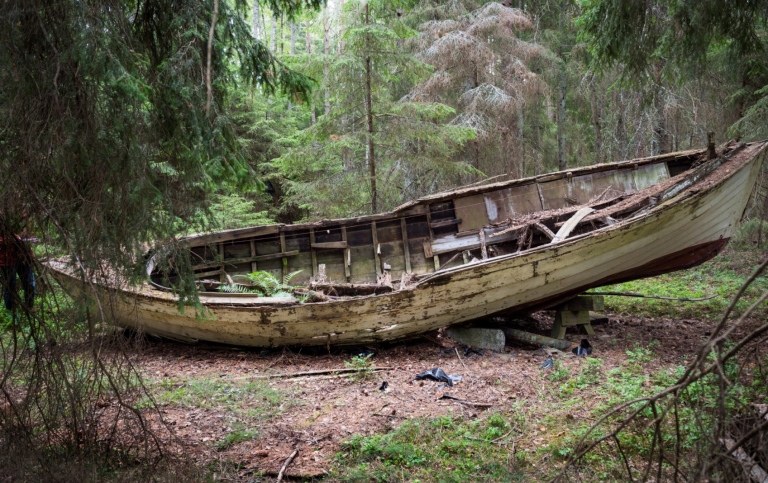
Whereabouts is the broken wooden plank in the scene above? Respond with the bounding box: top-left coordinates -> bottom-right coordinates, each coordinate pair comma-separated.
721,438 -> 768,483
532,222 -> 556,240
422,240 -> 433,258
552,207 -> 595,243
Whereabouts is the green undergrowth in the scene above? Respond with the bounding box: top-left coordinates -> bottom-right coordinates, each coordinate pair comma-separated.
144,377 -> 290,449
331,413 -> 524,482
542,344 -> 768,479
596,247 -> 768,320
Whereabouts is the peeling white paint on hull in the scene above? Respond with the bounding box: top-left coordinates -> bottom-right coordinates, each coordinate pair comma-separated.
49,142 -> 768,347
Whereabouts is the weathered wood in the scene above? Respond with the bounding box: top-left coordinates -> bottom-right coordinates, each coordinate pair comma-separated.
425,207 -> 440,270
532,222 -> 556,240
218,242 -> 226,284
192,250 -> 301,270
249,240 -> 257,273
312,241 -> 348,249
309,229 -> 317,277
371,222 -> 382,277
400,218 -> 411,274
502,328 -> 573,350
422,240 -> 433,258
48,142 -> 768,348
429,218 -> 462,229
341,227 -> 351,281
194,269 -> 223,279
279,232 -> 287,281
552,207 -> 595,243
559,295 -> 604,311
721,438 -> 768,483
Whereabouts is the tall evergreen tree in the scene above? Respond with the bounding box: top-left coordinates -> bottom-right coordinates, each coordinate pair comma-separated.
409,2 -> 551,178
578,0 -> 768,140
274,0 -> 474,218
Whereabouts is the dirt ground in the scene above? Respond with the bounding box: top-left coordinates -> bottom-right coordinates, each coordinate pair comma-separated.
128,309 -> 735,480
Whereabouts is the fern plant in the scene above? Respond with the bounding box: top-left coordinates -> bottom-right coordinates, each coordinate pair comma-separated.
218,270 -> 303,297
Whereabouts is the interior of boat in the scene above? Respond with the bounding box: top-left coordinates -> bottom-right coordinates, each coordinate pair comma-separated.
148,145 -> 735,298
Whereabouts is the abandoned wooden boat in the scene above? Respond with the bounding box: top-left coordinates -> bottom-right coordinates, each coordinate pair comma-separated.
49,141 -> 768,347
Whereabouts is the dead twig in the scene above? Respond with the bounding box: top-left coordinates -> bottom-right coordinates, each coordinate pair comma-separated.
439,394 -> 492,408
454,347 -> 467,370
276,449 -> 298,482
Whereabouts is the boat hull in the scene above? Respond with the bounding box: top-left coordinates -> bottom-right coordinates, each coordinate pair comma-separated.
50,143 -> 767,347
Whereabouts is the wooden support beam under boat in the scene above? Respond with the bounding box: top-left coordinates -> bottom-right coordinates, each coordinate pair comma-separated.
400,217 -> 411,274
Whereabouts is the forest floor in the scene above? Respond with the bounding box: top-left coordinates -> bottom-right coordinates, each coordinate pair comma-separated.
128,247 -> 768,481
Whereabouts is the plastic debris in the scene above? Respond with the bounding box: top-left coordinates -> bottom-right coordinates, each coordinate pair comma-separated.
540,355 -> 554,369
572,339 -> 593,357
379,381 -> 388,391
414,368 -> 462,386
463,347 -> 484,357
355,348 -> 377,358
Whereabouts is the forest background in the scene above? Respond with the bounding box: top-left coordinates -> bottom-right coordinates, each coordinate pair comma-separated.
1,0 -> 768,480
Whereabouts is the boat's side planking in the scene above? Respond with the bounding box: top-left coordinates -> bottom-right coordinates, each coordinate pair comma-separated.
53,142 -> 767,347
164,150 -> 704,293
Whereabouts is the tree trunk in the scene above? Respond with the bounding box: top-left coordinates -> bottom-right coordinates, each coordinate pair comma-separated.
271,14 -> 277,52
252,0 -> 261,40
364,3 -> 376,213
589,78 -> 604,164
557,63 -> 567,171
517,107 -> 525,177
323,16 -> 330,115
306,24 -> 315,125
290,22 -> 296,55
339,0 -> 346,53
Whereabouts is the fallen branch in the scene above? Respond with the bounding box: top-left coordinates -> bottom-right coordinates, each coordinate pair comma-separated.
720,438 -> 768,483
276,449 -> 298,482
234,367 -> 392,381
439,394 -> 493,408
454,347 -> 467,370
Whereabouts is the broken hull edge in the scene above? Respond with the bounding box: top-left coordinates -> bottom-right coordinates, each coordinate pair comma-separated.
49,144 -> 765,347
